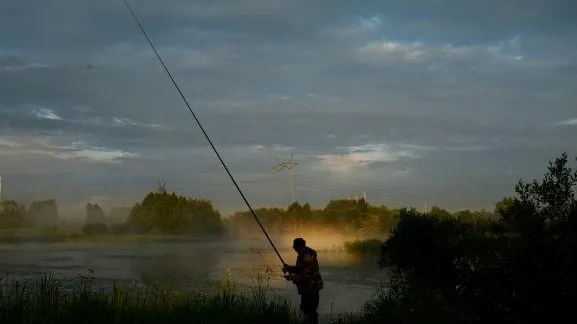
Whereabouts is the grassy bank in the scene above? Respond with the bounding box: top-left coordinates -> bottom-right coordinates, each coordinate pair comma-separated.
0,271 -> 302,324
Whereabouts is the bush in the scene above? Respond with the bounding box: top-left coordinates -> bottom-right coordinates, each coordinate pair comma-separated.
370,151 -> 577,323
378,208 -> 466,293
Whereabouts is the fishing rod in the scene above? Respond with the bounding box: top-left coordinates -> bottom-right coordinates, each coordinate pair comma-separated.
121,0 -> 286,266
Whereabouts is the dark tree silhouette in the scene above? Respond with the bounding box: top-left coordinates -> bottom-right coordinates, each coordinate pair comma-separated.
372,151 -> 577,323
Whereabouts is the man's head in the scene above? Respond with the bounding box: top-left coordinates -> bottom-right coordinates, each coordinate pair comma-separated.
292,237 -> 306,253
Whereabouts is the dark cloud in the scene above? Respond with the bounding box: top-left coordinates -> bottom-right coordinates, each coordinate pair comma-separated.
0,0 -> 576,212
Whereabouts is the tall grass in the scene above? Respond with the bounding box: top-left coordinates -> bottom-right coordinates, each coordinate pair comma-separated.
0,270 -> 403,324
0,270 -> 301,324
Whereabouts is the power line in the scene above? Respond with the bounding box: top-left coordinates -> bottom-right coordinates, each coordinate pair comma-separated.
271,176 -> 416,205
204,177 -> 275,188
206,173 -> 426,203
121,0 -> 285,266
204,175 -> 420,208
292,175 -> 425,198
292,180 -> 408,204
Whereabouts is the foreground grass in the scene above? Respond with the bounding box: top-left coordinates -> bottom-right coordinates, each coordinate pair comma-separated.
0,271 -> 302,324
0,271 -> 425,324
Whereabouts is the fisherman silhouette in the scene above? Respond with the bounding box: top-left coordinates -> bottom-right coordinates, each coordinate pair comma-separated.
282,237 -> 323,324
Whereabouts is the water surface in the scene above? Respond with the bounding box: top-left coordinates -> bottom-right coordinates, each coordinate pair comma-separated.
0,239 -> 387,317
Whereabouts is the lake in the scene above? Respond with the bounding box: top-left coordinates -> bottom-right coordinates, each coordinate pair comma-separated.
0,237 -> 388,320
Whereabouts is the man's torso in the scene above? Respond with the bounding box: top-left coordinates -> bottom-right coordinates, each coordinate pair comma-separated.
294,247 -> 324,294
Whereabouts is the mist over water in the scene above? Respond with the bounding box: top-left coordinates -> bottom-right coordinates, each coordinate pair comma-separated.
0,236 -> 387,315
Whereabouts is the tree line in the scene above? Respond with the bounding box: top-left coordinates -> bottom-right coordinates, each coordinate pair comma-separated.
0,163 -> 547,241
1,187 -> 506,238
0,192 -> 224,237
226,196 -> 500,238
0,199 -> 59,230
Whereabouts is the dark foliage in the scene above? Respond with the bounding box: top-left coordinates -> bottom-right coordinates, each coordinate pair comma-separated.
373,151 -> 577,323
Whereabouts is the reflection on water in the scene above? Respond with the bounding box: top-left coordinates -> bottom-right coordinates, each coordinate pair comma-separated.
128,243 -> 222,291
0,240 -> 387,315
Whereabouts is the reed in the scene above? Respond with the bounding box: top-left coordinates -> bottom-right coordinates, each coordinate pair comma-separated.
0,270 -> 301,324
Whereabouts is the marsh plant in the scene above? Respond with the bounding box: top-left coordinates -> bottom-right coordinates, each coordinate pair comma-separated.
0,269 -> 301,324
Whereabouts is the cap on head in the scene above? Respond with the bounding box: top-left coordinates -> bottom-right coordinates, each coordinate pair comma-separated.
292,237 -> 306,249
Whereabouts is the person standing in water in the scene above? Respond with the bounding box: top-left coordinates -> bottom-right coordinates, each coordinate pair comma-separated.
282,237 -> 324,324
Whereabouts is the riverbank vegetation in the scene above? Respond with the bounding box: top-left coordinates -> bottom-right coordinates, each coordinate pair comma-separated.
342,151 -> 577,323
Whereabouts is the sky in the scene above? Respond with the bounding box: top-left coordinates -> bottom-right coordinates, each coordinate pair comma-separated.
0,0 -> 576,216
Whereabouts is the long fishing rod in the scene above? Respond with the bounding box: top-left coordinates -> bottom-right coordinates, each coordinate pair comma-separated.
121,0 -> 286,266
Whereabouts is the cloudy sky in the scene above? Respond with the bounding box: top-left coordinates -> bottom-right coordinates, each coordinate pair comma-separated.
0,0 -> 576,215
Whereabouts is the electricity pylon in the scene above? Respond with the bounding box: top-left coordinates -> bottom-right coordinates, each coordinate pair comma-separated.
155,180 -> 167,194
272,153 -> 297,236
272,153 -> 298,206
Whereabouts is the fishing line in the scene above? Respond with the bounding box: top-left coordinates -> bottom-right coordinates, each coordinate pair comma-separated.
121,0 -> 286,266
